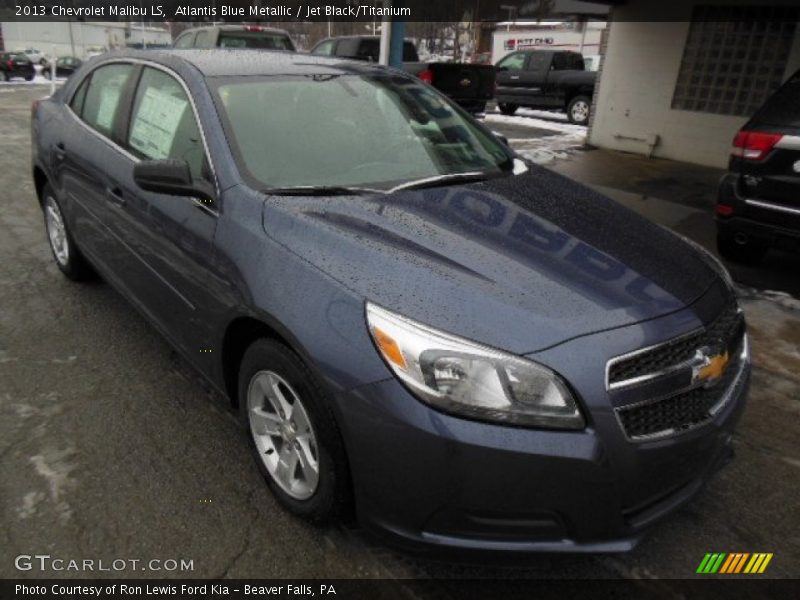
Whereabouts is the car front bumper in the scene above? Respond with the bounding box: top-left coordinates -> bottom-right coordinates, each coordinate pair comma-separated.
336,355 -> 750,555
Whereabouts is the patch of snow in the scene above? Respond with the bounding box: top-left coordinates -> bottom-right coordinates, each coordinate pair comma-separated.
485,111 -> 588,136
506,131 -> 587,165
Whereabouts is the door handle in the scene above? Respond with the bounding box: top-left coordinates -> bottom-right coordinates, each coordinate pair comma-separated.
106,186 -> 125,206
54,142 -> 66,160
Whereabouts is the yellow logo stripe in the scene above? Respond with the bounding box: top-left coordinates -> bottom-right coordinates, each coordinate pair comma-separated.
744,554 -> 760,573
758,553 -> 773,574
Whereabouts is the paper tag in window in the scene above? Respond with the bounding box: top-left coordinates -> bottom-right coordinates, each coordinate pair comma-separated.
129,87 -> 189,160
95,87 -> 122,131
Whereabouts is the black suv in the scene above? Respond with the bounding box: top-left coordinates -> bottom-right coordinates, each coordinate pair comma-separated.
717,69 -> 800,263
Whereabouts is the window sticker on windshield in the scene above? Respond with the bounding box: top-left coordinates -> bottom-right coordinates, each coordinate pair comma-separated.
129,87 -> 189,160
94,85 -> 123,131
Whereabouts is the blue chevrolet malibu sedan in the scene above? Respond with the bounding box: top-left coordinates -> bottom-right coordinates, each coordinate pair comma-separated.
31,50 -> 750,553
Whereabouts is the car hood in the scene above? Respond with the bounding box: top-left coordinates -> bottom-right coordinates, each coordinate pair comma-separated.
261,167 -> 720,354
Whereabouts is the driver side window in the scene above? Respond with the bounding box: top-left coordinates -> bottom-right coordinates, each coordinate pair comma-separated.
497,52 -> 527,71
126,67 -> 209,184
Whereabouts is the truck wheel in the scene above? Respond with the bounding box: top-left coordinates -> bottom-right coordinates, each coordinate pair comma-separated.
498,103 -> 518,116
567,95 -> 591,125
716,232 -> 767,264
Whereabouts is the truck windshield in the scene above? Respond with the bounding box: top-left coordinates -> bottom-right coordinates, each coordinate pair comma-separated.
212,74 -> 513,190
218,32 -> 295,51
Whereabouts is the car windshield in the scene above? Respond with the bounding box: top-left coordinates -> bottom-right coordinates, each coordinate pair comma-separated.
211,74 -> 513,190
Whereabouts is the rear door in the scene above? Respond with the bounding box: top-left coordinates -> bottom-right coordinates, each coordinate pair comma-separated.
54,62 -> 137,274
520,52 -> 553,105
735,71 -> 800,229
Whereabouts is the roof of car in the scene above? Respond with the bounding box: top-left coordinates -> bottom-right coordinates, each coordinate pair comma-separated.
94,48 -> 397,78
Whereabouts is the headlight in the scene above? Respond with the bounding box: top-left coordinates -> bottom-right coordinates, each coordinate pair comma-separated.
366,303 -> 584,429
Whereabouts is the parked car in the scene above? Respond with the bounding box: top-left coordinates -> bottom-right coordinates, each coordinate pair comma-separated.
716,69 -> 800,263
494,49 -> 597,124
42,56 -> 83,80
32,50 -> 749,554
173,25 -> 295,51
310,35 -> 496,114
0,52 -> 35,81
19,47 -> 45,65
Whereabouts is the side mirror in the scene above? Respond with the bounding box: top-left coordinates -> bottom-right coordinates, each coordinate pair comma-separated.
133,159 -> 213,201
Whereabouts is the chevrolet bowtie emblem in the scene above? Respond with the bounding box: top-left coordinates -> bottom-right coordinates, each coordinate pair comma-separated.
460,78 -> 472,87
692,348 -> 730,386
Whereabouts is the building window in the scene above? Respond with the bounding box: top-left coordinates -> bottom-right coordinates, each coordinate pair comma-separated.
672,6 -> 798,117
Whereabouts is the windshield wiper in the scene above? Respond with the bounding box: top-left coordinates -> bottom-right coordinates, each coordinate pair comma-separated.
389,172 -> 500,193
262,185 -> 385,196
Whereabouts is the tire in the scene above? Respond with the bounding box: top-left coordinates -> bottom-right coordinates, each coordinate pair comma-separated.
567,95 -> 591,125
42,184 -> 95,281
238,339 -> 350,524
717,232 -> 767,264
498,102 -> 518,116
25,74 -> 34,82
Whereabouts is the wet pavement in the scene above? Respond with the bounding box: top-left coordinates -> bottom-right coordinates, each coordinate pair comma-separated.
1,85 -> 799,586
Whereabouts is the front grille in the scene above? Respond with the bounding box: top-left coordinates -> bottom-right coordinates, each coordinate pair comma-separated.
616,341 -> 746,440
608,303 -> 743,386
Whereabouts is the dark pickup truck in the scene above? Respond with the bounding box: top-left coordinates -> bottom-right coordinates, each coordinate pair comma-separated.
310,35 -> 496,114
494,50 -> 596,125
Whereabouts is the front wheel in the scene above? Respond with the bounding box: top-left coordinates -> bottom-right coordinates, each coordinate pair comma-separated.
239,339 -> 350,524
567,95 -> 591,125
42,185 -> 95,281
498,102 -> 518,116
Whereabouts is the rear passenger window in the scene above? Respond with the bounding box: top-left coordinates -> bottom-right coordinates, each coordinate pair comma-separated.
127,67 -> 207,181
80,64 -> 134,137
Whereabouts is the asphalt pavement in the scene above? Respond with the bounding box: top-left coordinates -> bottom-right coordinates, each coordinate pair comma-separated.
1,85 -> 799,588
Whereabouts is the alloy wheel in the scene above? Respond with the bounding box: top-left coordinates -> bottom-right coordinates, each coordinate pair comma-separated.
45,195 -> 70,266
247,370 -> 320,500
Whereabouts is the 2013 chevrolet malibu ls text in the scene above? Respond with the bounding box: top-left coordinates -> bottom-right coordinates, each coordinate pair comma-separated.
31,50 -> 750,554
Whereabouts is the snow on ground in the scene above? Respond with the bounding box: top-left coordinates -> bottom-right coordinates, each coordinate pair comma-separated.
484,107 -> 588,165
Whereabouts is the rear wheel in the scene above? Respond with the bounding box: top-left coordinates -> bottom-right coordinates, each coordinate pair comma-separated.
239,339 -> 350,524
25,74 -> 34,81
498,102 -> 518,116
42,185 -> 95,281
567,95 -> 591,125
717,232 -> 767,264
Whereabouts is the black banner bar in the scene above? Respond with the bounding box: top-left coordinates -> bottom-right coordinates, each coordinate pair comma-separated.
2,579 -> 799,600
